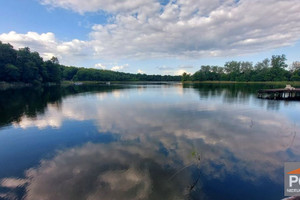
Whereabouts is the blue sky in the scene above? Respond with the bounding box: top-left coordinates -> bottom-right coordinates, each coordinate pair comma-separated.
0,0 -> 299,75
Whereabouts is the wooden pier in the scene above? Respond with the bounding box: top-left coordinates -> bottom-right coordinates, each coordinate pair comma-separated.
257,85 -> 300,100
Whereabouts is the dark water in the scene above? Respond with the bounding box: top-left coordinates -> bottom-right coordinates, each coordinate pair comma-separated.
0,83 -> 299,200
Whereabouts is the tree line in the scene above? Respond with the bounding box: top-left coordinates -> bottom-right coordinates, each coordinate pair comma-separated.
1,41 -> 300,84
0,41 -> 181,84
183,55 -> 300,82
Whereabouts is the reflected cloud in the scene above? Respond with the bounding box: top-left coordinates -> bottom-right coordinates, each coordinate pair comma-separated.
0,178 -> 27,188
88,101 -> 299,184
10,86 -> 300,182
2,84 -> 300,199
1,143 -> 194,200
13,104 -> 64,129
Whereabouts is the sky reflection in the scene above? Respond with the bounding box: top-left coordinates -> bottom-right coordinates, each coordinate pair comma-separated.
1,84 -> 300,199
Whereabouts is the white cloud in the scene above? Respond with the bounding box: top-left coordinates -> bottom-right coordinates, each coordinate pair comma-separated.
0,31 -> 57,60
0,31 -> 90,64
40,0 -> 160,15
94,63 -> 106,69
137,69 -> 144,74
88,0 -> 300,58
111,64 -> 128,71
174,69 -> 191,76
1,0 -> 300,66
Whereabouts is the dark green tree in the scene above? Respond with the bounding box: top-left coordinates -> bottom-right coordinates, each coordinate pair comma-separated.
224,61 -> 241,81
3,64 -> 20,81
43,60 -> 62,83
0,42 -> 17,81
181,72 -> 191,82
62,66 -> 78,80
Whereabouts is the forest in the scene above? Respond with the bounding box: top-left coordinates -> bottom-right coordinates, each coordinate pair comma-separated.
1,41 -> 299,84
183,55 -> 300,82
0,41 -> 180,84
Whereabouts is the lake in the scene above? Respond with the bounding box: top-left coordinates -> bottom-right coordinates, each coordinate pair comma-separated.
0,83 -> 299,200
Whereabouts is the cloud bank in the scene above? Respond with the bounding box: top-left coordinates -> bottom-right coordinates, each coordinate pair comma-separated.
0,0 -> 300,64
0,31 -> 91,63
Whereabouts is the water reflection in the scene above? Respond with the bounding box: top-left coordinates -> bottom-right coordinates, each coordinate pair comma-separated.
0,83 -> 300,199
1,142 -> 197,200
187,83 -> 289,110
0,85 -> 129,128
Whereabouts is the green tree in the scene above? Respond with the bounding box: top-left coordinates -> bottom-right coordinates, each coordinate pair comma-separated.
271,54 -> 288,69
16,47 -> 40,83
0,42 -> 17,65
50,56 -> 59,65
291,73 -> 300,81
181,72 -> 191,82
43,60 -> 62,83
62,66 -> 78,80
3,64 -> 20,81
238,62 -> 253,81
291,61 -> 300,72
269,54 -> 289,81
224,61 -> 241,81
0,42 -> 17,81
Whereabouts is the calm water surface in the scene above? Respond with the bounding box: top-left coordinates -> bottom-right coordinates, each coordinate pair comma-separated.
0,83 -> 300,200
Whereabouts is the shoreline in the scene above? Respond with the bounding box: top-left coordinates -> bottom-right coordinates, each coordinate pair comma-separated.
181,81 -> 300,86
2,80 -> 300,90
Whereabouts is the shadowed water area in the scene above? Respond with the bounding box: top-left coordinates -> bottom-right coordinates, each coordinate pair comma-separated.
0,83 -> 299,200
